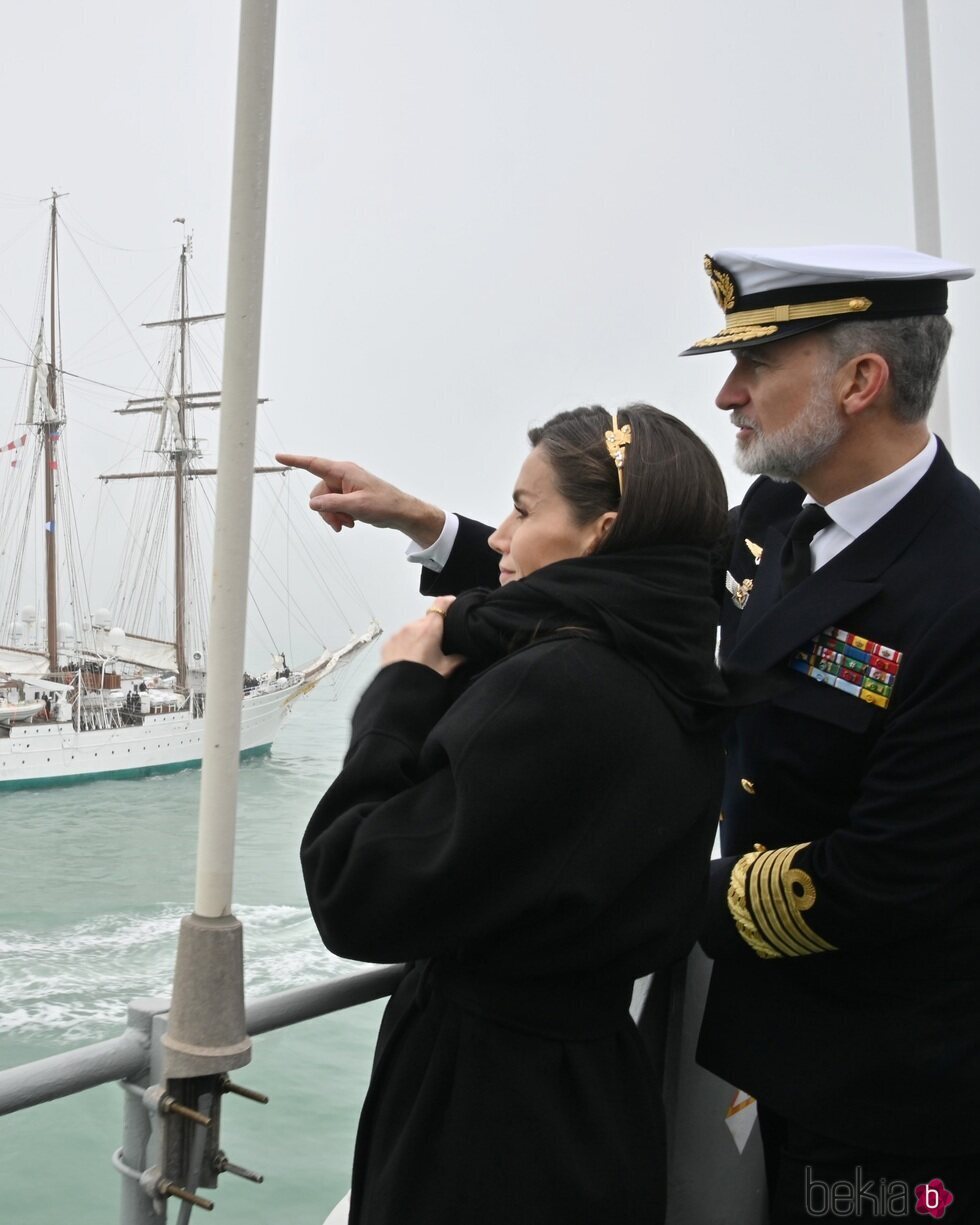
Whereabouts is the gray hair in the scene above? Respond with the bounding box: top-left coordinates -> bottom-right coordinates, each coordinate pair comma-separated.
819,315 -> 952,424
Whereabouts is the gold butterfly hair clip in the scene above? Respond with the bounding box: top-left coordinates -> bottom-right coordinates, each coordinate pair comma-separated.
604,411 -> 632,495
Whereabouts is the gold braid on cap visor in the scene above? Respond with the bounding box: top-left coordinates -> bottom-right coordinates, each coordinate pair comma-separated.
692,294 -> 874,348
604,412 -> 632,495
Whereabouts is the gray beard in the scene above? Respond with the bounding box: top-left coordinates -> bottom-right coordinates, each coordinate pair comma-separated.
733,386 -> 844,483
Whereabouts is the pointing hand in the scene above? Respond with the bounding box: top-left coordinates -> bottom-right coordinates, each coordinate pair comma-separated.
275,454 -> 446,546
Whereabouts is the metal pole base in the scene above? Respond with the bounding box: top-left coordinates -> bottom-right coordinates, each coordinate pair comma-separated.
162,913 -> 252,1079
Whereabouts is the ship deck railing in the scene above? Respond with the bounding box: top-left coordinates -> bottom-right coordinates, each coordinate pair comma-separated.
0,953 -> 764,1223
0,965 -> 404,1224
0,965 -> 404,1119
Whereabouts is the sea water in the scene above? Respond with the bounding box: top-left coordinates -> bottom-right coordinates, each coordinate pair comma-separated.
0,669 -> 384,1225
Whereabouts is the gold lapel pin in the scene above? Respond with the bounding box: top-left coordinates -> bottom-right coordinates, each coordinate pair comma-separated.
745,539 -> 764,565
725,571 -> 754,610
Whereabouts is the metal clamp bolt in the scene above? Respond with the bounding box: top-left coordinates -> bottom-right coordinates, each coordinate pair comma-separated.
219,1074 -> 269,1104
142,1084 -> 213,1127
158,1179 -> 215,1211
138,1166 -> 215,1212
215,1151 -> 264,1184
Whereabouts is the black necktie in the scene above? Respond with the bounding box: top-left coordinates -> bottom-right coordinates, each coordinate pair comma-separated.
780,504 -> 832,593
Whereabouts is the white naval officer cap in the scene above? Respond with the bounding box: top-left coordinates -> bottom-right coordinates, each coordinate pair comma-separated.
681,244 -> 974,356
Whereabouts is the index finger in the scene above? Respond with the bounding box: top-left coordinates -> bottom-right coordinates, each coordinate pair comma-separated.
275,453 -> 347,479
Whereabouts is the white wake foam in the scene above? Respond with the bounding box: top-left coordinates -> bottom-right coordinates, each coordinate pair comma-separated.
0,903 -> 366,1043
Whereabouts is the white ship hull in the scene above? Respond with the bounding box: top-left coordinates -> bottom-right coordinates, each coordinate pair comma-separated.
0,628 -> 379,791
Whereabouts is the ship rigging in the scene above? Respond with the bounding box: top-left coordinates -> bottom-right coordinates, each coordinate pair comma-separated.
0,194 -> 379,790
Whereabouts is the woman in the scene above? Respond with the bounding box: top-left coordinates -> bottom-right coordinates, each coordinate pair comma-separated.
300,404 -> 729,1224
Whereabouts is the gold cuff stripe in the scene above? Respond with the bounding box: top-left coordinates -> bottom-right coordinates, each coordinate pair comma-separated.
775,852 -> 836,954
779,857 -> 833,950
750,845 -> 815,957
727,841 -> 837,959
774,843 -> 835,953
757,843 -> 836,956
757,844 -> 835,955
725,295 -> 872,329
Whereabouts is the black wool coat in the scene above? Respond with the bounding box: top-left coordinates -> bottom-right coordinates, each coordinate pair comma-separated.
302,553 -> 725,1225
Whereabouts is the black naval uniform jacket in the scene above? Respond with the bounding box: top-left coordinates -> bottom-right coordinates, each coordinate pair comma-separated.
697,439 -> 980,1155
302,552 -> 725,1225
417,440 -> 980,1157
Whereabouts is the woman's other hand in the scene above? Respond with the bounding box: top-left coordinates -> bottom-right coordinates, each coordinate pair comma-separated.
381,597 -> 464,677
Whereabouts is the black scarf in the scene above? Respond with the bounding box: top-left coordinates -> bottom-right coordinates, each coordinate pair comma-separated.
441,545 -> 731,731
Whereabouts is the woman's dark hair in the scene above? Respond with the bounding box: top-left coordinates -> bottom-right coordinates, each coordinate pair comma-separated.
527,403 -> 727,552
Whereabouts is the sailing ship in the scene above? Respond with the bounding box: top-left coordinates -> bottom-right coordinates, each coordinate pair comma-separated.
0,196 -> 379,790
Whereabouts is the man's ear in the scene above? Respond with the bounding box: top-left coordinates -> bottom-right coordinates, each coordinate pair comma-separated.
839,352 -> 890,418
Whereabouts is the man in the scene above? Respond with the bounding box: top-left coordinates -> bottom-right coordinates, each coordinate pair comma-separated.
681,246 -> 979,1223
277,244 -> 980,1221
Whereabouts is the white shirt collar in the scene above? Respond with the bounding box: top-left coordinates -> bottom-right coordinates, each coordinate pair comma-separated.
808,434 -> 937,539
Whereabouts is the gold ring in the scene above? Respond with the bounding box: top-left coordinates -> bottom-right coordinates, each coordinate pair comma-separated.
426,605 -> 447,618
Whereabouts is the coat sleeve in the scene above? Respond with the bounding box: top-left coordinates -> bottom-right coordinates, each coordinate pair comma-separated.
301,650 -> 636,965
419,514 -> 499,596
702,590 -> 980,962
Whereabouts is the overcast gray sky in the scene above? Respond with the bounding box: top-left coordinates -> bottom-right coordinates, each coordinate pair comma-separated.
1,1 -> 977,655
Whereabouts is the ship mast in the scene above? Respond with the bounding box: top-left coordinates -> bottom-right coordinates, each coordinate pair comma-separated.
42,193 -> 67,673
174,239 -> 191,688
122,231 -> 223,691
104,234 -> 279,687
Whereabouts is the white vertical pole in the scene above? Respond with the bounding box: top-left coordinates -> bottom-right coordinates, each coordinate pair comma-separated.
194,0 -> 278,918
902,0 -> 951,444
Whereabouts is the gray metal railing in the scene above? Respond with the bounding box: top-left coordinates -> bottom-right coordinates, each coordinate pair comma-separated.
0,965 -> 404,1119
0,965 -> 405,1223
0,957 -> 769,1224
